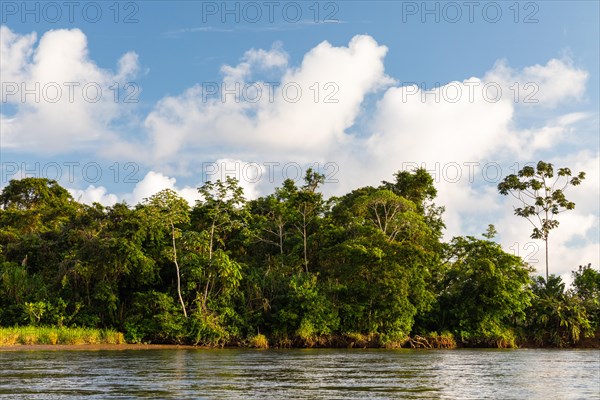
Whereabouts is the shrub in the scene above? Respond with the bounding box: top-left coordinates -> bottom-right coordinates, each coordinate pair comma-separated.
248,333 -> 269,349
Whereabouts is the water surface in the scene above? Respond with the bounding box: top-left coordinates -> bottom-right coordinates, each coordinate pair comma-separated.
1,348 -> 598,399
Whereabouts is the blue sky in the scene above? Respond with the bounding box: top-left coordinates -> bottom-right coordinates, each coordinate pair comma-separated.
1,1 -> 599,279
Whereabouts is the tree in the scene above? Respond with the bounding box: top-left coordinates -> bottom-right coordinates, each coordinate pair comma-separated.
141,189 -> 190,317
0,178 -> 73,211
354,189 -> 425,243
292,169 -> 325,273
498,161 -> 585,281
318,187 -> 437,343
193,177 -> 247,311
436,236 -> 533,347
527,275 -> 593,347
571,264 -> 600,330
382,168 -> 437,212
195,178 -> 245,259
62,202 -> 154,326
0,178 -> 77,319
248,182 -> 296,269
382,167 -> 445,239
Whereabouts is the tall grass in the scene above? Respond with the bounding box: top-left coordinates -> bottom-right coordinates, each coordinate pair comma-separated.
248,333 -> 269,349
0,326 -> 125,346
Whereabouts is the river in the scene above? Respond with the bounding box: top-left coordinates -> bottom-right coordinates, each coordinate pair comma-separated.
1,348 -> 598,399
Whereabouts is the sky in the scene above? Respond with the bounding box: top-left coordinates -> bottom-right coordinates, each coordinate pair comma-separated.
1,1 -> 599,282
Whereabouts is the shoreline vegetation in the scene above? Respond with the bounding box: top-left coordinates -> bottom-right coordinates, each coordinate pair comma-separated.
1,327 -> 598,350
0,326 -> 125,346
1,169 -> 598,350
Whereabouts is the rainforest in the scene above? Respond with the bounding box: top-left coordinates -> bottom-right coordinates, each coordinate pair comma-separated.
1,168 -> 598,349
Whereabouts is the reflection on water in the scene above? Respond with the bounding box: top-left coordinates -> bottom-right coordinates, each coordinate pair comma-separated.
1,349 -> 599,399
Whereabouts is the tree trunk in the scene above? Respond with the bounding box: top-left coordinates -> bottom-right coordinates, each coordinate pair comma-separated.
209,221 -> 215,261
545,236 -> 549,284
279,223 -> 284,269
203,220 -> 216,311
545,207 -> 549,284
202,274 -> 211,311
303,223 -> 308,273
171,221 -> 187,318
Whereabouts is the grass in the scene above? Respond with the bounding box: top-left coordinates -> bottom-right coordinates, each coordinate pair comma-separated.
0,326 -> 126,346
248,333 -> 269,349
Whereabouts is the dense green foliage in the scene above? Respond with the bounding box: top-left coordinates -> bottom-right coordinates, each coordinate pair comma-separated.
1,173 -> 597,348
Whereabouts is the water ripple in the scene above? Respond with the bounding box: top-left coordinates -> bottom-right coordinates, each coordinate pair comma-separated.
1,349 -> 598,399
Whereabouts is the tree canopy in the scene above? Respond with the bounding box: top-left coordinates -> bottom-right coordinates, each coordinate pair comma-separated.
0,167 -> 596,348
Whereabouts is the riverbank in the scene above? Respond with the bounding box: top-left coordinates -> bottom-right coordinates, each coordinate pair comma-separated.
0,326 -> 125,346
2,339 -> 598,351
0,343 -> 202,351
2,327 -> 598,350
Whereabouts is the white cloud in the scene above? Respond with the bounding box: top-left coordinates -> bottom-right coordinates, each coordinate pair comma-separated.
365,79 -> 514,165
0,26 -> 37,83
122,171 -> 200,206
66,171 -> 201,207
221,42 -> 288,84
0,26 -> 139,153
205,158 -> 265,200
483,58 -> 588,107
68,185 -> 119,206
144,34 -> 394,164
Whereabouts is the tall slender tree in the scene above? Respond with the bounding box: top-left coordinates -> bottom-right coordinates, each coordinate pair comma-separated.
498,161 -> 585,281
292,169 -> 325,273
193,177 -> 246,310
141,189 -> 190,317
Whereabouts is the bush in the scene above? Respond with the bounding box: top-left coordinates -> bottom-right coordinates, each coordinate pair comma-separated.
407,331 -> 457,349
188,310 -> 230,346
126,291 -> 187,344
103,330 -> 125,344
526,275 -> 593,347
248,333 -> 269,349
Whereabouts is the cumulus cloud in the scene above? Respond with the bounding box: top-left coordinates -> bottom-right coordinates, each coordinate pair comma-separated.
122,171 -> 201,206
144,34 -> 394,164
68,185 -> 119,206
0,26 -> 140,153
67,159 -> 275,212
0,27 -> 37,83
483,58 -> 588,107
221,42 -> 288,84
123,163 -> 264,205
203,158 -> 266,200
